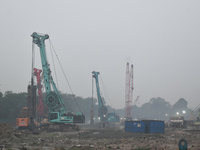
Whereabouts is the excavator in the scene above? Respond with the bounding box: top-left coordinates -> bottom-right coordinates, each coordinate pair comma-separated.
92,71 -> 119,127
31,32 -> 85,130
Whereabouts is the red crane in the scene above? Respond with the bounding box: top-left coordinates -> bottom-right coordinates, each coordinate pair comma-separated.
125,63 -> 134,120
33,68 -> 47,118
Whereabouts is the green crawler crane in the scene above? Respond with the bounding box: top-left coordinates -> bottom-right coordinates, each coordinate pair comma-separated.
31,32 -> 85,125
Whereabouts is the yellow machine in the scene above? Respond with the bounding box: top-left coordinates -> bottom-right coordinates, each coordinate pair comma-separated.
16,107 -> 30,128
16,107 -> 38,129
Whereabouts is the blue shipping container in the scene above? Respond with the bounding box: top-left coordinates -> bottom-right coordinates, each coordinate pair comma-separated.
142,120 -> 164,134
125,121 -> 145,133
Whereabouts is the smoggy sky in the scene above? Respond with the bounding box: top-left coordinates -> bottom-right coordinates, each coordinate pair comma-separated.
0,0 -> 200,109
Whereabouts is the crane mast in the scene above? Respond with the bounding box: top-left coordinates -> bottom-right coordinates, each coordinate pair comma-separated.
129,65 -> 134,106
125,63 -> 134,120
31,32 -> 85,123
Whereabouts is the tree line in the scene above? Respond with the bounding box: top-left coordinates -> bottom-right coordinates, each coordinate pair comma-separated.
0,91 -> 198,126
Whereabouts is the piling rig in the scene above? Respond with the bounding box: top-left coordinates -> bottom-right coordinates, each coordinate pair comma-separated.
31,32 -> 85,130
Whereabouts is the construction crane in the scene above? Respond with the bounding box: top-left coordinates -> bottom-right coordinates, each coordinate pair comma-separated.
31,32 -> 85,127
92,71 -> 119,127
92,71 -> 108,122
125,62 -> 134,120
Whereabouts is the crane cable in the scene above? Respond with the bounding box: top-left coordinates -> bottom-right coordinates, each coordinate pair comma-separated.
49,39 -> 74,94
192,104 -> 200,112
99,75 -> 113,108
49,40 -> 59,90
48,39 -> 82,113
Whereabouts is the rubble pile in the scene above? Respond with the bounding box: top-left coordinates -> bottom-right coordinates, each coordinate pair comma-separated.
0,124 -> 17,138
0,124 -> 200,150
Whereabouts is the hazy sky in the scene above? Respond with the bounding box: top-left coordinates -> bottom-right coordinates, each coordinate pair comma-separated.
0,1 -> 200,110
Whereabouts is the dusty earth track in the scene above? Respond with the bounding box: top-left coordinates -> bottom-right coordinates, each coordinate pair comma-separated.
0,124 -> 200,150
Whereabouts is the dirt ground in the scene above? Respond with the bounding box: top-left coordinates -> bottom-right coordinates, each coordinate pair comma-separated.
0,123 -> 200,150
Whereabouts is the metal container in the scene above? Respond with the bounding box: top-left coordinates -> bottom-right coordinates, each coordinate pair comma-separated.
143,120 -> 165,134
125,121 -> 145,133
